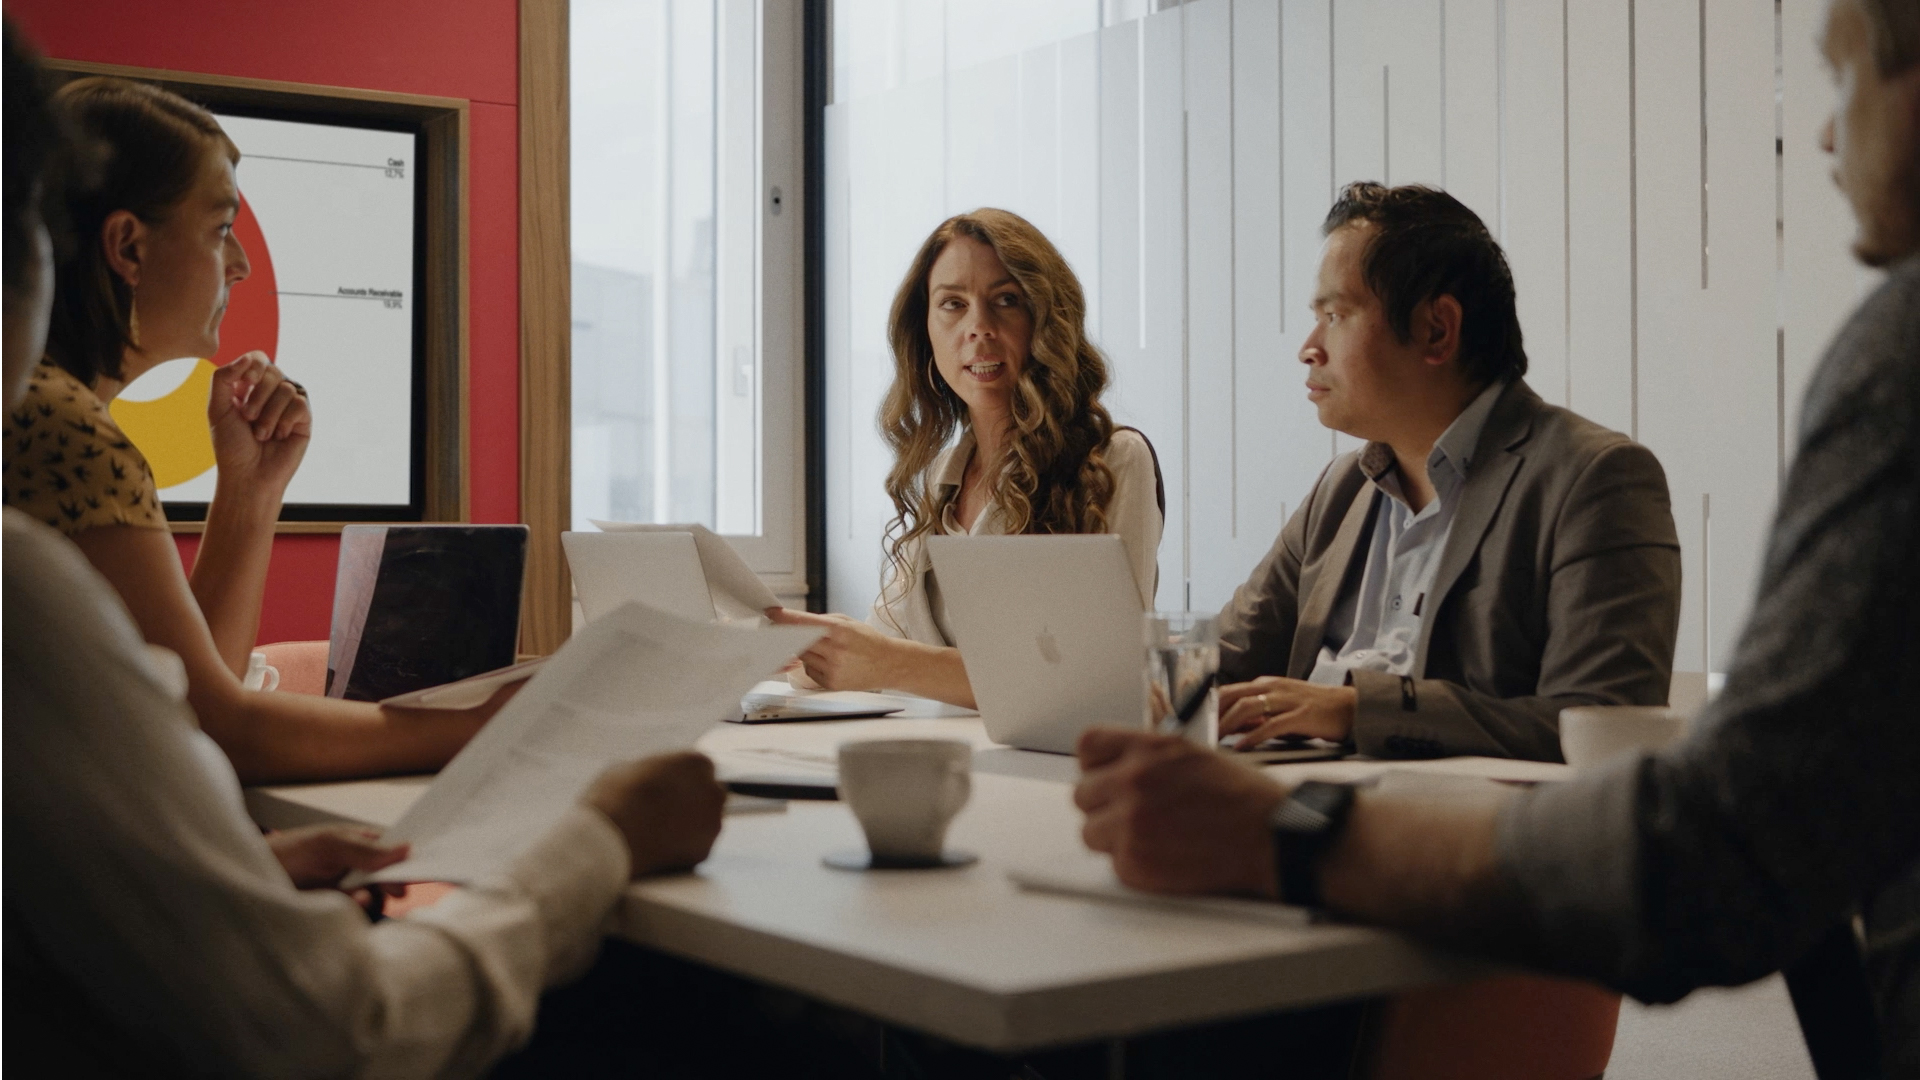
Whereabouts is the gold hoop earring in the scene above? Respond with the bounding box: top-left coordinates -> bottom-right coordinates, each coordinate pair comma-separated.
926,356 -> 943,392
128,297 -> 141,348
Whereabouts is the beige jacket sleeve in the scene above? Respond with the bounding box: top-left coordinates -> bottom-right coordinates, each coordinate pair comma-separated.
2,512 -> 629,1080
1103,428 -> 1166,610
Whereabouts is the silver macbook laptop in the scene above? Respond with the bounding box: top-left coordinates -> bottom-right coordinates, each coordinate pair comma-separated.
927,535 -> 1146,753
562,530 -> 900,724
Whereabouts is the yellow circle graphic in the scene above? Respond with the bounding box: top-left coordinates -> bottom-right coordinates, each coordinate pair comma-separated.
109,359 -> 217,489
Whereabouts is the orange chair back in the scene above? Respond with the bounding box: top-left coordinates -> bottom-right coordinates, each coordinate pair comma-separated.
1363,974 -> 1621,1080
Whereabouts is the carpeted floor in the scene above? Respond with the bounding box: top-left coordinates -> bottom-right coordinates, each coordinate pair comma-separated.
1606,975 -> 1816,1080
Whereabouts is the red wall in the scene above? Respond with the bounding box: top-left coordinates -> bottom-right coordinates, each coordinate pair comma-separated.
6,0 -> 522,644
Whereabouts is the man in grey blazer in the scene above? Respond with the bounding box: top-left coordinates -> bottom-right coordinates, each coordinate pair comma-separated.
1215,183 -> 1681,762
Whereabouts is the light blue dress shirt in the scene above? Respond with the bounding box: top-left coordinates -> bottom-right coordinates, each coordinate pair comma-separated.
1307,381 -> 1507,687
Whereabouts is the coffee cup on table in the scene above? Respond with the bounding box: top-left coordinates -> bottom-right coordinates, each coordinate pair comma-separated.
1558,705 -> 1687,769
244,651 -> 280,693
824,739 -> 977,870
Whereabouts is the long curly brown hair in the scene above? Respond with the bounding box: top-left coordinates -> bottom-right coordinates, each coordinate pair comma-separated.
879,208 -> 1118,597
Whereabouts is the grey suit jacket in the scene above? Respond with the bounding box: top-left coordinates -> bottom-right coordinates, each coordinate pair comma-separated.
1217,379 -> 1682,761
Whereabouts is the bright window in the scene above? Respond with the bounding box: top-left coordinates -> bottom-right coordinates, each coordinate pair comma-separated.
571,0 -> 804,591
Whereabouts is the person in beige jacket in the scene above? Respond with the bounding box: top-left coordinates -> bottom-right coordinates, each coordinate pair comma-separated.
775,208 -> 1164,708
1213,183 -> 1681,762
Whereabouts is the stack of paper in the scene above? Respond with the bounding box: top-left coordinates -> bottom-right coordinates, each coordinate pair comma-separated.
1006,863 -> 1313,927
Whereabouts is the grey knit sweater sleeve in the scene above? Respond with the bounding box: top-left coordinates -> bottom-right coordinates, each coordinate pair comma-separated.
1494,257 -> 1920,1046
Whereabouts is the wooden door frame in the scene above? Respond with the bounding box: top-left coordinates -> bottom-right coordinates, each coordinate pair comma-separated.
519,0 -> 571,654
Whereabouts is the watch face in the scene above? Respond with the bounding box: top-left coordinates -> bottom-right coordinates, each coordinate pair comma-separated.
1293,781 -> 1350,818
1271,781 -> 1354,834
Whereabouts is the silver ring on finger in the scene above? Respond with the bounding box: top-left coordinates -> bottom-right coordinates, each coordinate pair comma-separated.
1260,692 -> 1276,717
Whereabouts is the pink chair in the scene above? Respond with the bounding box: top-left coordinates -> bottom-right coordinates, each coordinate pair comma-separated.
1362,974 -> 1622,1080
255,640 -> 329,697
382,882 -> 459,918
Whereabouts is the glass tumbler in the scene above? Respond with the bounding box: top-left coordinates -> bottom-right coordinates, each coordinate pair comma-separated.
1145,612 -> 1220,747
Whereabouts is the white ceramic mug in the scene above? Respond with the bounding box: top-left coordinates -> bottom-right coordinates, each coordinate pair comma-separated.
244,651 -> 281,693
836,739 -> 972,863
1559,705 -> 1686,769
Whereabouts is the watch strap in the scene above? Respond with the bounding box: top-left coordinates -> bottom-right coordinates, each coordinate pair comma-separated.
1269,781 -> 1358,908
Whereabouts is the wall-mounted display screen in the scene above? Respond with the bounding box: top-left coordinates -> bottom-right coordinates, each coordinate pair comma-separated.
112,110 -> 425,519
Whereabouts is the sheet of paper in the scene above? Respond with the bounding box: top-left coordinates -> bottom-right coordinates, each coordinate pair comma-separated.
1259,756 -> 1571,786
378,658 -> 546,710
359,602 -> 820,884
591,520 -> 781,621
1006,864 -> 1313,928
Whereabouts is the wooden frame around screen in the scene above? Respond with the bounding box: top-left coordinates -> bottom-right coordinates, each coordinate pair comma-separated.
42,59 -> 472,534
519,0 -> 572,655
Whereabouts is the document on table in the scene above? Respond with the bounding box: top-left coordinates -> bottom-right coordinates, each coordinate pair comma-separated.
590,520 -> 781,621
1007,864 -> 1312,927
357,601 -> 821,885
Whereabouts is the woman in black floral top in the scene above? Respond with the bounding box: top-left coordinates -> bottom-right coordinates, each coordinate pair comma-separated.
6,359 -> 165,532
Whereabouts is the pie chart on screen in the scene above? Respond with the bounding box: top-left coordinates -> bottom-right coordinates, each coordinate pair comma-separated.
109,192 -> 280,489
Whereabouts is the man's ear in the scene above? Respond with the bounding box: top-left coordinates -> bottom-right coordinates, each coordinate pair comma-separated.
1421,294 -> 1464,369
100,210 -> 145,289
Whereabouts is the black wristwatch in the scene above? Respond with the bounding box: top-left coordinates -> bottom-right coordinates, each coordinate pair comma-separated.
1268,781 -> 1359,908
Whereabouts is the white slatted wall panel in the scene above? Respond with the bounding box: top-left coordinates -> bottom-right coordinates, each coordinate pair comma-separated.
1139,10 -> 1191,606
1701,0 -> 1788,670
1500,0 -> 1569,409
1186,0 -> 1240,610
1633,0 -> 1712,671
824,0 -> 1870,673
1565,0 -> 1636,439
1280,0 -> 1337,478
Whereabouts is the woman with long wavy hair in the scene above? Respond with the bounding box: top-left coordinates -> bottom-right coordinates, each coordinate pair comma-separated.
773,208 -> 1163,707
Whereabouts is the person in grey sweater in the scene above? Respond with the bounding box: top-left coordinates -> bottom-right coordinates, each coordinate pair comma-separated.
1071,0 -> 1920,1072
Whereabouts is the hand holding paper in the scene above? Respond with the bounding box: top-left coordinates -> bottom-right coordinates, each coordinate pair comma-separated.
358,602 -> 820,885
584,752 -> 728,879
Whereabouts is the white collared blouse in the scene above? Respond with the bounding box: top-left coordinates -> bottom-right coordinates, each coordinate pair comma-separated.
869,427 -> 1165,645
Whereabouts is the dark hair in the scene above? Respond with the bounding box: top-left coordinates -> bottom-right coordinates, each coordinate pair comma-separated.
1322,182 -> 1527,387
45,76 -> 238,387
1860,0 -> 1920,75
3,19 -> 68,295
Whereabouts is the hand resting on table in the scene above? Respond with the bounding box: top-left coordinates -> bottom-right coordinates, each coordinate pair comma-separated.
1073,728 -> 1287,898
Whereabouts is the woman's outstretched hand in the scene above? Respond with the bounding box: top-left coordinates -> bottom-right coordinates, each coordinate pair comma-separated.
767,607 -> 902,692
209,351 -> 311,497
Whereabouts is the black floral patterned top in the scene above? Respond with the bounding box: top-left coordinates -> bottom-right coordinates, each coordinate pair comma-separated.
3,360 -> 166,536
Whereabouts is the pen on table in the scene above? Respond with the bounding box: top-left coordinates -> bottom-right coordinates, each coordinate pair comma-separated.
1156,671 -> 1217,737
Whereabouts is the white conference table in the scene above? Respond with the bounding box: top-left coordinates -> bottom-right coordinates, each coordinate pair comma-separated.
247,685 -> 1566,1053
